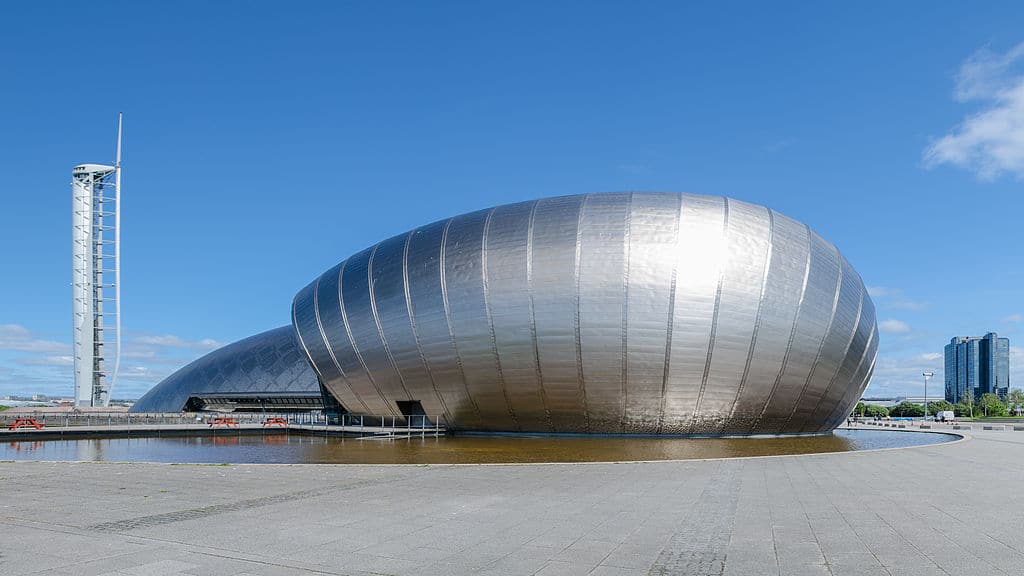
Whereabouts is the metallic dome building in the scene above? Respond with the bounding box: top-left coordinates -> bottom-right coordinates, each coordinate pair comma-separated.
130,326 -> 321,413
292,192 -> 877,435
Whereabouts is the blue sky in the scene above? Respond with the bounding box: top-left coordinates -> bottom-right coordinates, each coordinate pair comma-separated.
1,1 -> 1022,400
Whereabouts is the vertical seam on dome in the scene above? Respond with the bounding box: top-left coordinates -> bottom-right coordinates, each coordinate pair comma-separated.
526,200 -> 555,432
338,251 -> 396,415
366,242 -> 414,403
310,270 -> 370,413
832,348 -> 877,431
821,299 -> 876,431
619,192 -> 633,432
292,286 -> 329,402
727,207 -> 774,425
402,228 -> 453,425
440,217 -> 484,426
691,196 -> 730,432
656,192 -> 684,434
781,235 -> 843,431
481,206 -> 520,431
574,194 -> 590,432
803,272 -> 863,432
292,287 -> 320,379
750,222 -> 812,433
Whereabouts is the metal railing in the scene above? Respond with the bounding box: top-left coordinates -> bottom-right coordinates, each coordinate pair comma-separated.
1,411 -> 446,436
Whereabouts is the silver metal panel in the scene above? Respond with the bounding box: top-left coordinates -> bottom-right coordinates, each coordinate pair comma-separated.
281,192 -> 878,435
752,227 -> 841,433
370,232 -> 449,418
531,196 -> 587,432
691,199 -> 771,434
293,278 -> 365,412
486,201 -> 551,431
661,194 -> 726,433
803,257 -> 868,432
577,193 -> 630,433
406,220 -> 477,427
322,258 -> 395,415
728,211 -> 809,432
820,295 -> 878,431
623,193 -> 680,433
341,245 -> 411,408
444,209 -> 517,430
784,246 -> 861,433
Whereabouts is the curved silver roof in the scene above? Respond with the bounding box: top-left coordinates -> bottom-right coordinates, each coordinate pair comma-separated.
129,325 -> 319,413
293,192 -> 878,435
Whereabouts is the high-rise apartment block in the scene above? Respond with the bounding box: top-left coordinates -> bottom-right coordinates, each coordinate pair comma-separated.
944,332 -> 1009,404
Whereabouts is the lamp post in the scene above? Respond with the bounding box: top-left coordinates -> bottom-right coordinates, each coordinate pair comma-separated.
922,372 -> 934,421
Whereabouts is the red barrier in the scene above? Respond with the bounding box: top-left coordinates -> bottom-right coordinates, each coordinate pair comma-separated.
7,418 -> 43,431
208,417 -> 239,428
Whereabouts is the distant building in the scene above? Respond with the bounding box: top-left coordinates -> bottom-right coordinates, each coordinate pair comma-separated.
944,332 -> 1010,404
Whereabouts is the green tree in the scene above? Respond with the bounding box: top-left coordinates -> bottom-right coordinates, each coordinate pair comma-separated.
1007,388 -> 1024,417
979,393 -> 1007,417
926,400 -> 955,414
959,391 -> 975,418
889,401 -> 924,417
954,402 -> 973,418
863,404 -> 889,418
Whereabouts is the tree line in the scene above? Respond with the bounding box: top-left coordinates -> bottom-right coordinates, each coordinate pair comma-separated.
855,388 -> 1024,419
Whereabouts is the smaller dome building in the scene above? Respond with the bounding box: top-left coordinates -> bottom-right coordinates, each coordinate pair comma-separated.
130,326 -> 321,413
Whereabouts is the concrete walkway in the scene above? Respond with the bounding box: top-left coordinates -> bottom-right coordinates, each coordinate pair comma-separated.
1,428 -> 1022,576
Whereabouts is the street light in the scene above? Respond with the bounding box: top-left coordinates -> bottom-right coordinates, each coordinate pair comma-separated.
922,372 -> 934,420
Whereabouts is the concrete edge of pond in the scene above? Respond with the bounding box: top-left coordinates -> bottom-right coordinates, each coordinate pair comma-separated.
0,426 -> 967,467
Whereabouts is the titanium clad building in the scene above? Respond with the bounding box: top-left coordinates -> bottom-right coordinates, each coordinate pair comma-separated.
132,192 -> 877,435
292,193 -> 878,435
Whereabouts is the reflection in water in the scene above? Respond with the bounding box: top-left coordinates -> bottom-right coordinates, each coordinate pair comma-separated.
0,429 -> 954,464
76,439 -> 106,462
6,441 -> 43,452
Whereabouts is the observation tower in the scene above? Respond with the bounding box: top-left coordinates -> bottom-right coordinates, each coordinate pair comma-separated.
71,114 -> 122,407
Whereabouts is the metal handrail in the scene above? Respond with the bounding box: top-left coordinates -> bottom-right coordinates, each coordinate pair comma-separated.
1,411 -> 445,434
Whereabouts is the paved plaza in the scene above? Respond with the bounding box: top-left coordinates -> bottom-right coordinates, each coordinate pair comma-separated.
1,427 -> 1023,576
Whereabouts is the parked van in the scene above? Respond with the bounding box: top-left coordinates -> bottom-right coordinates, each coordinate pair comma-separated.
935,410 -> 955,422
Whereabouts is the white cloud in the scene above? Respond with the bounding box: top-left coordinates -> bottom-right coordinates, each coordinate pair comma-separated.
1003,313 -> 1024,323
867,286 -> 894,298
866,286 -> 928,311
0,326 -> 226,399
863,351 -> 944,398
16,355 -> 74,367
131,334 -> 223,350
879,319 -> 912,334
924,42 -> 1024,180
0,324 -> 69,355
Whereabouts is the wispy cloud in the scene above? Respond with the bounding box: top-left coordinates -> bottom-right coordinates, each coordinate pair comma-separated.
15,355 -> 74,367
879,319 -> 912,334
864,351 -> 944,398
866,286 -> 928,311
1003,313 -> 1024,323
0,324 -> 69,355
131,334 -> 223,350
924,42 -> 1024,180
866,286 -> 895,298
0,325 -> 225,399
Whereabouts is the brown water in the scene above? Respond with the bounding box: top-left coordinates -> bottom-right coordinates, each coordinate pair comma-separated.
0,429 -> 954,464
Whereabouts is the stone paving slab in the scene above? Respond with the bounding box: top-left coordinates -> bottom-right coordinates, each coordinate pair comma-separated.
1,428 -> 1021,575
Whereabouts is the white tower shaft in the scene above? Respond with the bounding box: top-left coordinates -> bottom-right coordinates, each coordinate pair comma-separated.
71,115 -> 122,407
